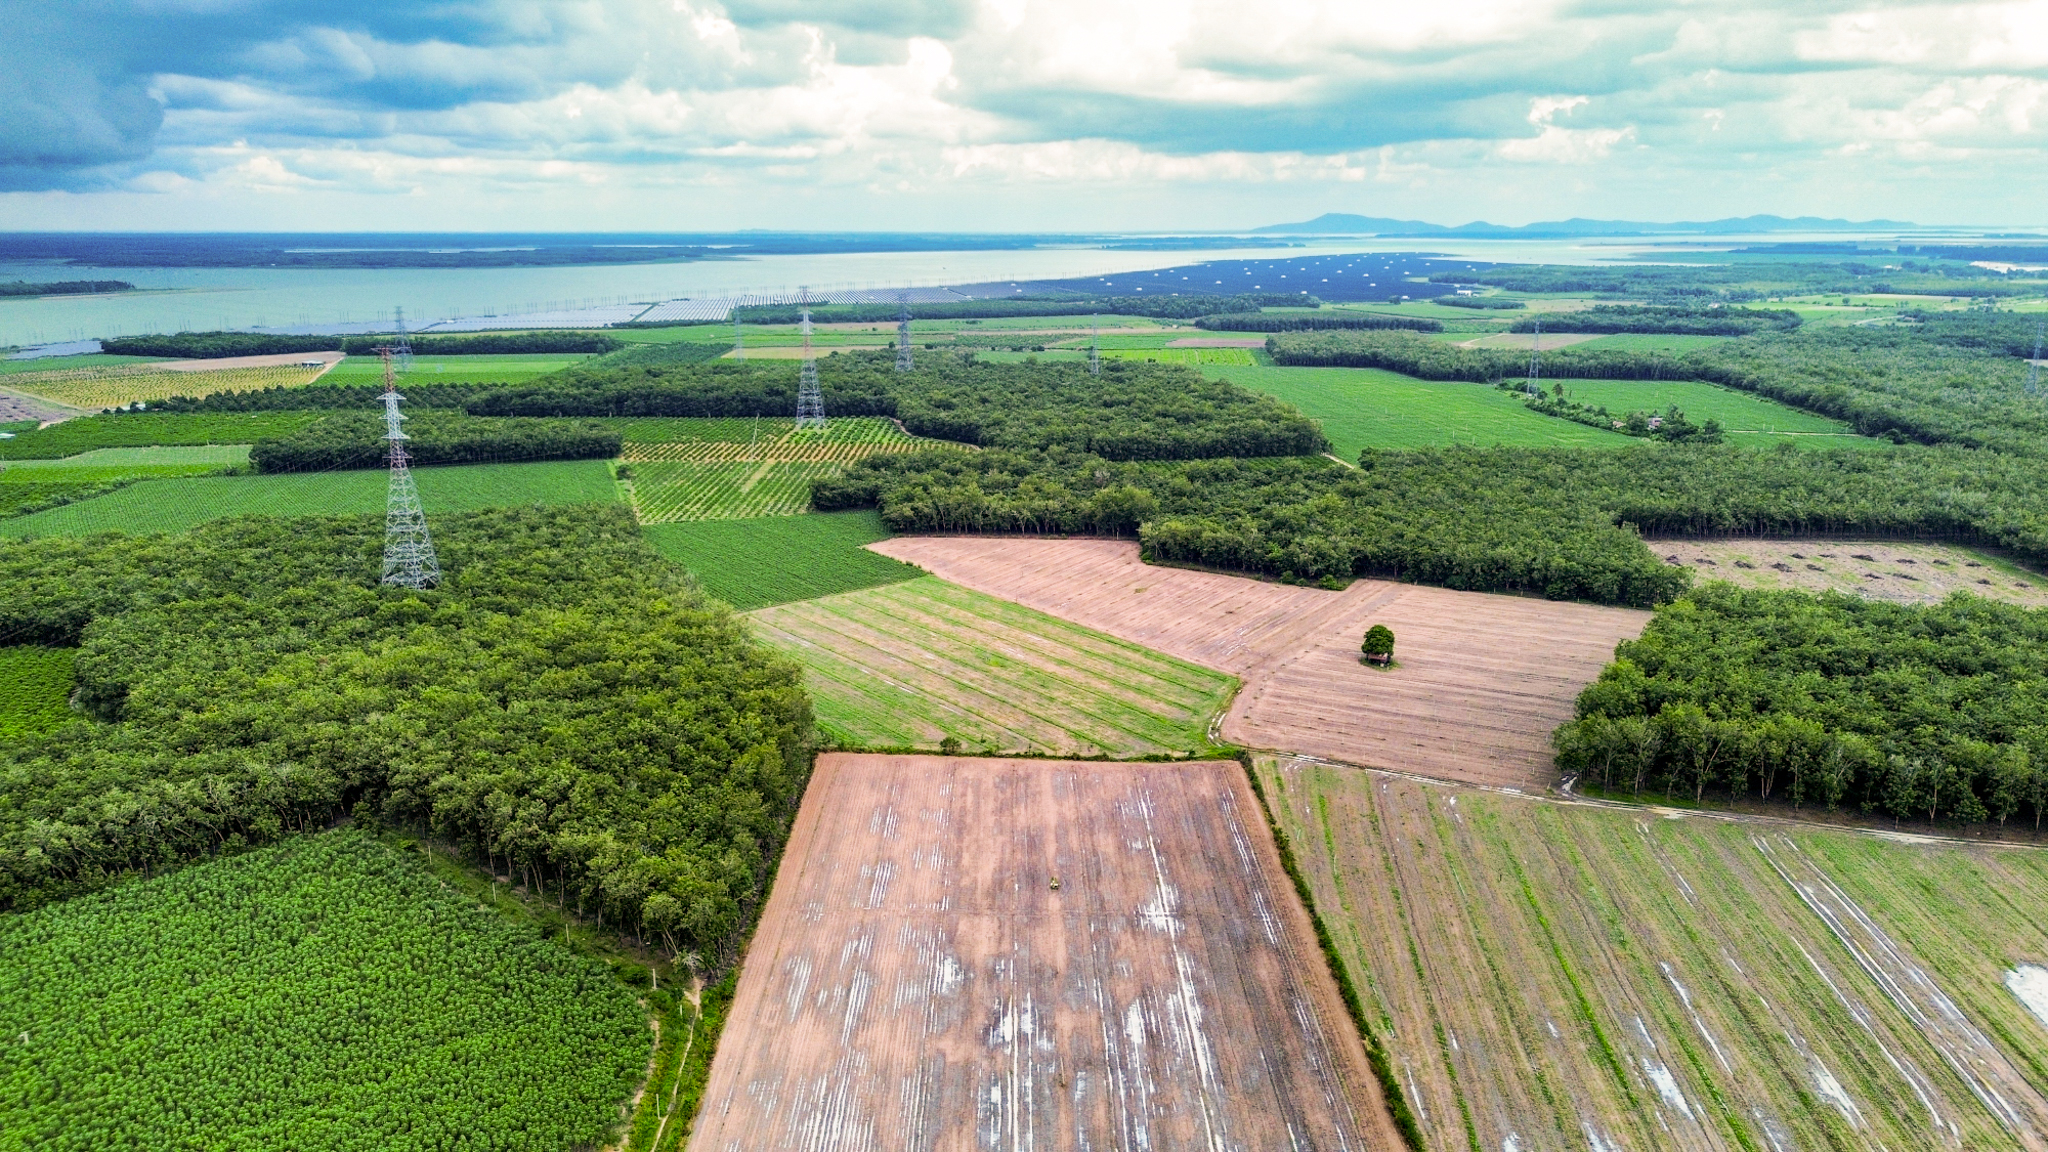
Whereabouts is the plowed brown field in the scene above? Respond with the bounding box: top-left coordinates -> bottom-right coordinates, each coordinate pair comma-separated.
867,538 -> 1651,790
692,753 -> 1401,1151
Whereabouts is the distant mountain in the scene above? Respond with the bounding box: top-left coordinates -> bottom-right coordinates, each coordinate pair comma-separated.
1253,213 -> 1916,236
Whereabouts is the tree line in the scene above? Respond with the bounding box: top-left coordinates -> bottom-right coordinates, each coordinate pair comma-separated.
1508,305 -> 1801,336
817,441 -> 2048,607
1,281 -> 132,298
1554,583 -> 2048,829
101,331 -> 621,359
722,292 -> 1314,325
1195,312 -> 1443,333
248,410 -> 622,471
1425,259 -> 2040,301
0,506 -> 813,963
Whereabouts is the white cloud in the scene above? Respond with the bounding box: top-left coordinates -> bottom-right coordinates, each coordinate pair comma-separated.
1495,96 -> 1636,163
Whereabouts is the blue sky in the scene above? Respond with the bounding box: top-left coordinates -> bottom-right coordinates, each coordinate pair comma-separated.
3,0 -> 2045,231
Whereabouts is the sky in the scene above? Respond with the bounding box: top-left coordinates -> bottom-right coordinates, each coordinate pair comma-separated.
3,0 -> 2046,232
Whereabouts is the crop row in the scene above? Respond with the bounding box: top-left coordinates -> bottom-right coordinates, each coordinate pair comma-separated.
630,460 -> 834,521
5,364 -> 330,410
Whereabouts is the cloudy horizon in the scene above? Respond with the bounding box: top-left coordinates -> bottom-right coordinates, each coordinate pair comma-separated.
5,0 -> 2046,232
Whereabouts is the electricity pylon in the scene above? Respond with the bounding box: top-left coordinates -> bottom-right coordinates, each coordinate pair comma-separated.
733,312 -> 745,361
2029,322 -> 2044,397
895,293 -> 914,372
392,306 -> 414,375
1089,314 -> 1101,377
377,348 -> 440,589
795,287 -> 826,430
1526,318 -> 1543,395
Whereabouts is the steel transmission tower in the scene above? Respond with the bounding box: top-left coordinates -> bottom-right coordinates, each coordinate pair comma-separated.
1089,314 -> 1101,376
894,293 -> 914,372
1525,318 -> 1543,395
794,288 -> 826,430
377,348 -> 441,589
733,312 -> 745,361
392,306 -> 415,375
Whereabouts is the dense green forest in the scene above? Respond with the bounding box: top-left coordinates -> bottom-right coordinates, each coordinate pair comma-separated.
1194,312 -> 1442,332
1268,322 -> 2048,455
0,412 -> 324,458
0,280 -> 132,298
146,381 -> 504,413
1428,259 -> 2040,300
100,332 -> 342,358
1554,584 -> 2048,827
818,442 -> 2048,606
724,292 -> 1308,324
472,356 -> 1326,459
0,505 -> 811,963
249,410 -> 622,471
1434,296 -> 1525,310
0,830 -> 649,1151
1508,305 -> 1800,335
337,332 -> 620,355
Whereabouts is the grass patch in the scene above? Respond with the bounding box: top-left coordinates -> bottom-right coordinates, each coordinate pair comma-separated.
0,829 -> 648,1151
749,576 -> 1237,756
1214,364 -> 1621,455
0,413 -> 323,460
0,647 -> 74,739
322,354 -> 589,387
0,459 -> 619,538
643,509 -> 922,611
1571,334 -> 1734,353
1545,377 -> 1881,450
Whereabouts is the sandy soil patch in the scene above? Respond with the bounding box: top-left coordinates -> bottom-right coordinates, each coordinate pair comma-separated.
1459,331 -> 1609,351
0,388 -> 81,425
693,753 -> 1397,1151
868,537 -> 1650,790
1165,337 -> 1267,348
1656,538 -> 2048,608
152,351 -> 344,372
720,344 -> 887,358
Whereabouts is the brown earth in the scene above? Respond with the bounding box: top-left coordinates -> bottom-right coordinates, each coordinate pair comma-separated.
1655,537 -> 2048,608
693,753 -> 1400,1151
867,537 -> 1650,790
151,351 -> 344,372
0,387 -> 80,425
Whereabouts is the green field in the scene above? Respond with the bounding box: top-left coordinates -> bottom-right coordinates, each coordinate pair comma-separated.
0,355 -> 164,376
643,509 -> 923,610
1260,757 -> 2048,1152
749,576 -> 1237,756
0,413 -> 323,460
1,445 -> 253,485
1548,376 -> 1879,448
1216,363 -> 1621,454
0,829 -> 647,1152
321,353 -> 589,386
0,646 -> 74,739
0,459 -> 618,538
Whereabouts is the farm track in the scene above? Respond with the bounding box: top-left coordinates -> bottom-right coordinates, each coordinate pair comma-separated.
693,754 -> 1401,1151
1265,757 -> 2048,1152
746,577 -> 1234,756
868,537 -> 1650,790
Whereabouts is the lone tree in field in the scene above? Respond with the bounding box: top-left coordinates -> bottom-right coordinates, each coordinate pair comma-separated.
1361,624 -> 1395,665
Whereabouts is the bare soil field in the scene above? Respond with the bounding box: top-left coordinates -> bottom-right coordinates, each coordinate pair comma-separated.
1657,537 -> 2048,608
1261,755 -> 2048,1152
692,753 -> 1400,1151
152,351 -> 344,372
867,537 -> 1650,790
746,576 -> 1236,757
1459,331 -> 1608,351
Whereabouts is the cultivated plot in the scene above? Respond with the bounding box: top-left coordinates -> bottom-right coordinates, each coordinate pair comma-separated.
1262,757 -> 2048,1152
0,646 -> 74,739
694,753 -> 1399,1152
641,509 -> 923,611
0,459 -> 618,538
2,362 -> 332,409
1214,364 -> 1620,456
746,575 -> 1236,757
622,417 -> 952,522
870,537 -> 1650,789
1659,538 -> 2048,607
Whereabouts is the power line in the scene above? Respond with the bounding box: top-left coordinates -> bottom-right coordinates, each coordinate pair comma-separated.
1526,318 -> 1543,395
795,286 -> 826,430
895,293 -> 914,373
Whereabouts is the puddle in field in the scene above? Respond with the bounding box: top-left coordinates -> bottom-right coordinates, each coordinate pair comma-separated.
2008,965 -> 2048,1032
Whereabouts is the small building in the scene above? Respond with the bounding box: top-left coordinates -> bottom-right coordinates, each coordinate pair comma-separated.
298,358 -> 327,368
